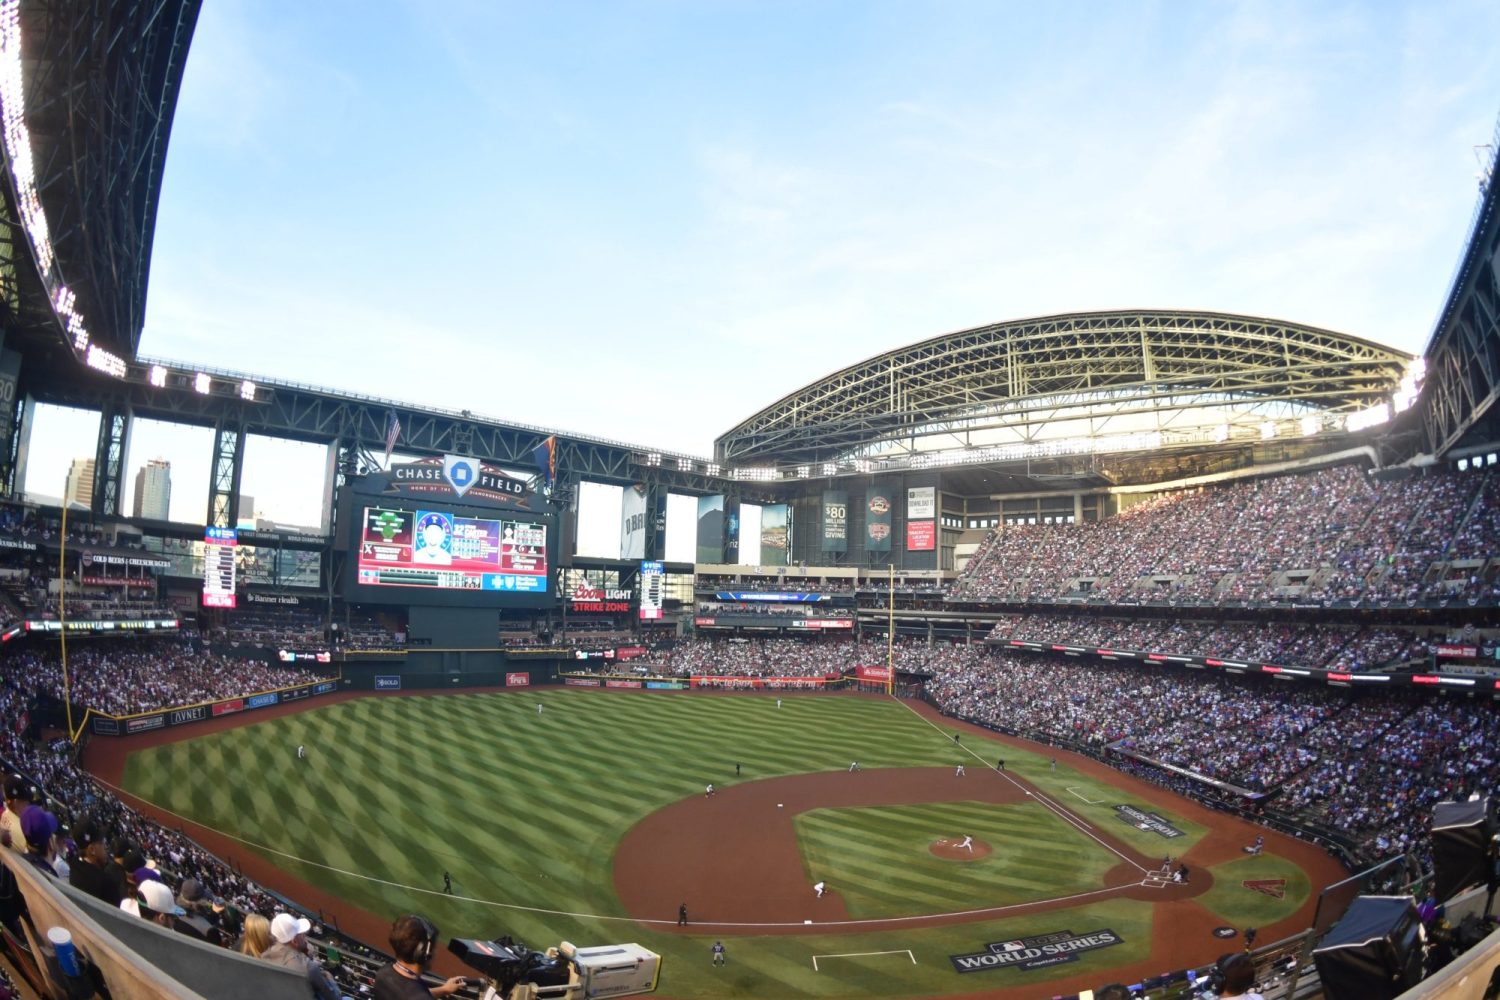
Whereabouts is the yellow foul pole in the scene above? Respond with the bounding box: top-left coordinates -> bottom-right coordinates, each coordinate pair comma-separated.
886,565 -> 894,695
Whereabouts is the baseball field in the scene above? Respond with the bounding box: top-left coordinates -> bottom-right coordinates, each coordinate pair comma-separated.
91,688 -> 1346,999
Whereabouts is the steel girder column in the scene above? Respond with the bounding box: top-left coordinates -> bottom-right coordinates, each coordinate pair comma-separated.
92,401 -> 129,516
207,421 -> 243,529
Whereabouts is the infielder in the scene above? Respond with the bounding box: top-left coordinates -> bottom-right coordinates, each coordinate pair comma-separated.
813,880 -> 826,898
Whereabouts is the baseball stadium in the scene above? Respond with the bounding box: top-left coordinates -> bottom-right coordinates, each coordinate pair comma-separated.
0,4 -> 1499,1000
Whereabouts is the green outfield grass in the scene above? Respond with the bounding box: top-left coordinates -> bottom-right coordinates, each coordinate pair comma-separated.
118,691 -> 1303,998
795,801 -> 1119,919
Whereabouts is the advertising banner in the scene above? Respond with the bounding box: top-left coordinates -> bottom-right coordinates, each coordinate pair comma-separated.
570,582 -> 633,614
374,676 -> 402,690
282,686 -> 310,702
247,693 -> 279,709
907,521 -> 936,551
315,682 -> 336,694
213,699 -> 244,717
724,499 -> 740,565
505,672 -> 531,686
615,646 -> 648,660
855,664 -> 893,682
788,619 -> 855,629
620,484 -> 648,560
907,486 -> 936,521
565,677 -> 601,687
821,491 -> 848,553
169,706 -> 207,726
126,714 -> 165,733
1436,644 -> 1479,659
645,681 -> 685,690
695,496 -> 724,564
605,679 -> 643,689
865,488 -> 893,553
92,717 -> 120,735
759,504 -> 789,566
690,675 -> 832,689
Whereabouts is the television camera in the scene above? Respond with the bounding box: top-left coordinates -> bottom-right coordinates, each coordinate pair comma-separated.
450,935 -> 659,1000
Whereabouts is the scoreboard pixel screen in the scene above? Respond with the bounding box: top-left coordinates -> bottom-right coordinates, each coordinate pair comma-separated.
355,505 -> 549,595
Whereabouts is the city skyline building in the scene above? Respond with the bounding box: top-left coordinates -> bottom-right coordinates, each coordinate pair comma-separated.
63,457 -> 95,509
132,458 -> 172,520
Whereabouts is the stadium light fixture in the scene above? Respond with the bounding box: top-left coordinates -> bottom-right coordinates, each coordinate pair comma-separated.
821,463 -> 838,477
796,465 -> 810,478
85,344 -> 127,378
706,463 -> 720,478
1260,421 -> 1277,440
1459,458 -> 1470,471
1213,424 -> 1231,443
645,452 -> 661,467
239,379 -> 256,401
148,364 -> 168,388
194,372 -> 212,394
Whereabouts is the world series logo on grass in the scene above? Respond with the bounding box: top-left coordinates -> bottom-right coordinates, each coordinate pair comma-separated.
949,928 -> 1123,973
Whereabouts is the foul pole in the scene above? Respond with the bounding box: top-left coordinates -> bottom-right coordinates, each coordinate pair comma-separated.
886,565 -> 894,695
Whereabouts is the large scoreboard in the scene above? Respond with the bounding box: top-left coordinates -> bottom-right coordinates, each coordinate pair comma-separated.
340,455 -> 556,609
356,506 -> 547,593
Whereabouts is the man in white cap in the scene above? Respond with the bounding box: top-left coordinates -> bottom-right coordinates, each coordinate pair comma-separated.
132,881 -> 185,928
262,912 -> 340,1000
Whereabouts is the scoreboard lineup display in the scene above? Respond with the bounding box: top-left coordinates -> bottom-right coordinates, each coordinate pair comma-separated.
356,506 -> 547,592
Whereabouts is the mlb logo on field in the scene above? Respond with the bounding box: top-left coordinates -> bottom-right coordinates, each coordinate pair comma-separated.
994,941 -> 1025,953
443,455 -> 480,497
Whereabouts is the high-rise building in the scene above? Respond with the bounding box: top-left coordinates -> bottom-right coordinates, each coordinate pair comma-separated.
132,458 -> 172,521
63,457 -> 95,509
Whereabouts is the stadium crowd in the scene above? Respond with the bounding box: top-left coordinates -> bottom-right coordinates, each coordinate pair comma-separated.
989,614 -> 1428,670
5,639 -> 335,717
920,646 -> 1500,868
951,464 -> 1500,606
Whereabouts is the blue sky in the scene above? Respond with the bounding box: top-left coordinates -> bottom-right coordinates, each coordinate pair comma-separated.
24,0 -> 1500,525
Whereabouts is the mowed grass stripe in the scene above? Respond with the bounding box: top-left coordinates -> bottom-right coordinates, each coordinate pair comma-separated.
125,690 -> 1138,999
795,801 -> 1121,919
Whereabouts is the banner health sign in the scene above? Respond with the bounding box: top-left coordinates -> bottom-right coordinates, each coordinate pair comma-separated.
865,488 -> 893,553
822,491 -> 848,553
950,929 -> 1123,974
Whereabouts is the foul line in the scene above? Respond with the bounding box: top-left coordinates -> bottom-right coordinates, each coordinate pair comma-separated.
893,697 -> 1147,874
1067,786 -> 1105,805
813,949 -> 916,971
92,773 -> 1143,930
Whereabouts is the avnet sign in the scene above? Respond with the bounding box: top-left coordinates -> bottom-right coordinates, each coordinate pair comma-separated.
950,929 -> 1123,973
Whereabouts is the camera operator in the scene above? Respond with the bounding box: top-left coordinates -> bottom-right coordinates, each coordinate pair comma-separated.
374,914 -> 467,1000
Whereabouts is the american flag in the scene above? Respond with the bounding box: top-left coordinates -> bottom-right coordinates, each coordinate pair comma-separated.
383,413 -> 401,468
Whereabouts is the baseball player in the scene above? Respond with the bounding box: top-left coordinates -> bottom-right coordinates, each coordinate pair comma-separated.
705,783 -> 715,798
958,835 -> 974,852
848,761 -> 860,773
296,745 -> 305,760
813,880 -> 826,898
955,764 -> 965,777
711,941 -> 726,967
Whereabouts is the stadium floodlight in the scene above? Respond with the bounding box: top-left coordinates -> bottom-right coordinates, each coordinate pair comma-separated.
1459,458 -> 1470,471
822,463 -> 838,477
1489,454 -> 1498,466
1301,415 -> 1320,437
733,467 -> 777,481
1346,402 -> 1391,432
796,465 -> 810,478
1213,424 -> 1231,443
194,372 -> 212,394
706,463 -> 720,478
239,379 -> 256,401
1260,421 -> 1277,439
677,457 -> 694,471
148,364 -> 168,388
645,452 -> 661,467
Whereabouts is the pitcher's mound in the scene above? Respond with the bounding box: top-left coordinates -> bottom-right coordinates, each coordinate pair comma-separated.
929,838 -> 992,860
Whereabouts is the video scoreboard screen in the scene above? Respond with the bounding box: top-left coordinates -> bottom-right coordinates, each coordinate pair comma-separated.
355,506 -> 548,594
202,527 -> 237,608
